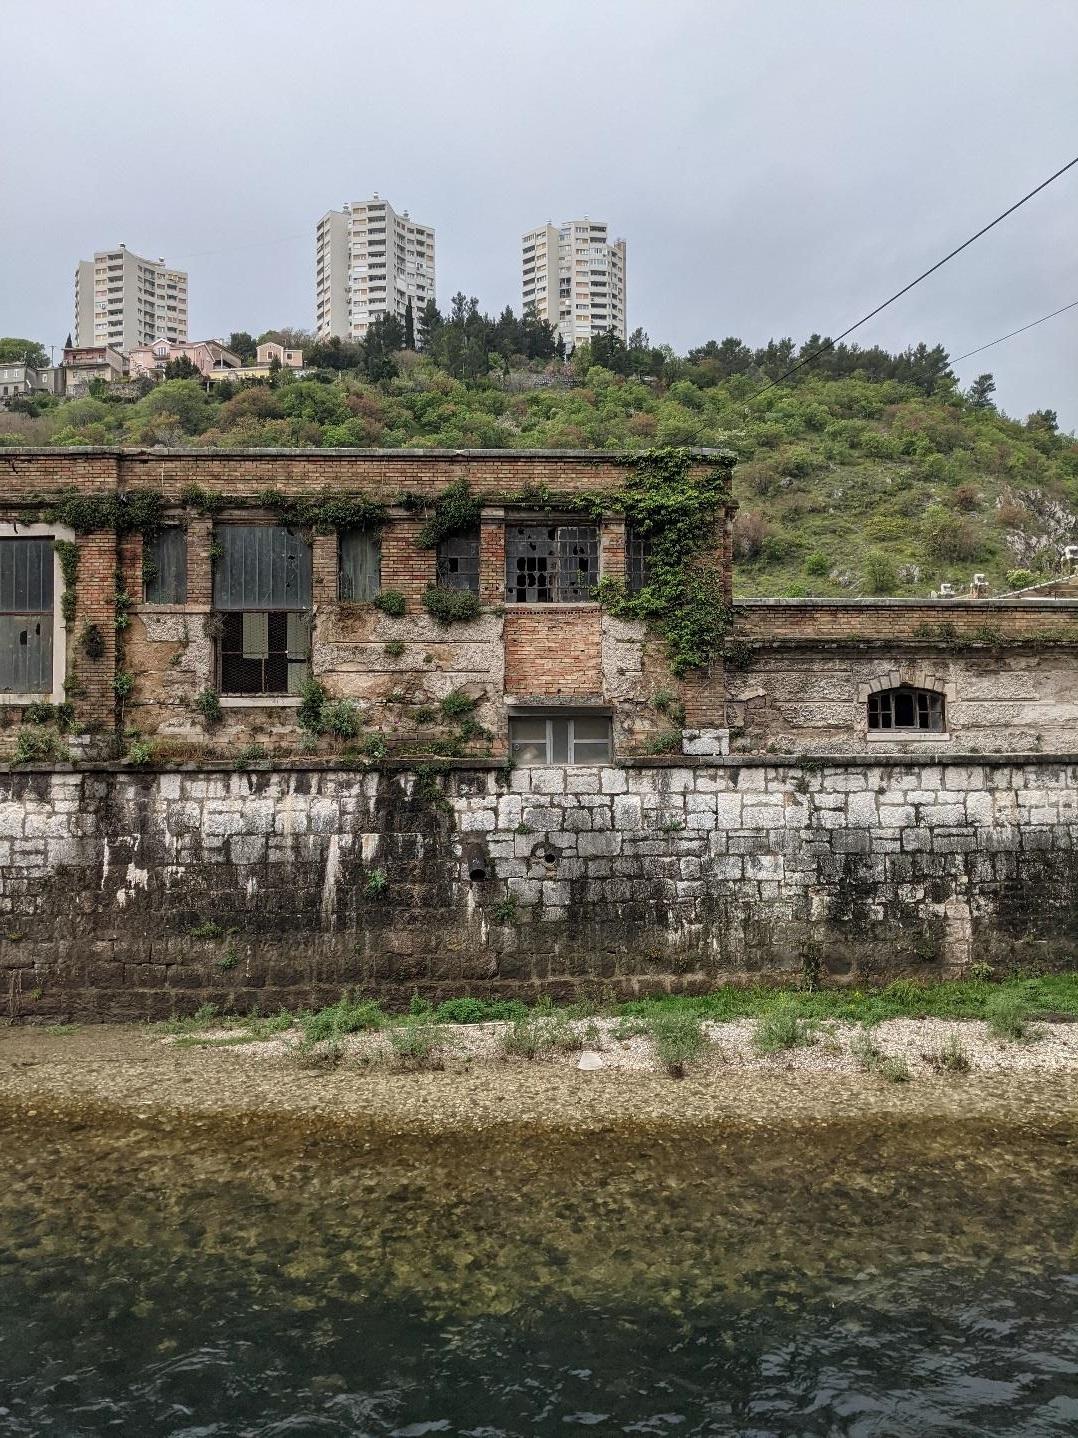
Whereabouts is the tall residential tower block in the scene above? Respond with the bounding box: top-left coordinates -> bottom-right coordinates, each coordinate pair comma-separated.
316,195 -> 435,340
522,219 -> 627,351
74,246 -> 188,351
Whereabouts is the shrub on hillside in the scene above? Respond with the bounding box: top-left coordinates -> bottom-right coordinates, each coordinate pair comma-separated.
862,552 -> 898,595
733,510 -> 770,560
921,505 -> 981,561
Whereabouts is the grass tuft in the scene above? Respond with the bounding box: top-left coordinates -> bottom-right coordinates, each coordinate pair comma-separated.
752,999 -> 817,1054
927,1031 -> 972,1074
984,988 -> 1038,1043
648,1011 -> 707,1077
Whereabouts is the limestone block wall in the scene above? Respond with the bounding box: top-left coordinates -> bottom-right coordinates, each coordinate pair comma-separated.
1,755 -> 1076,1021
728,650 -> 1078,755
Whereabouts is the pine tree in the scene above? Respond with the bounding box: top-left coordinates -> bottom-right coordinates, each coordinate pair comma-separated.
403,300 -> 415,350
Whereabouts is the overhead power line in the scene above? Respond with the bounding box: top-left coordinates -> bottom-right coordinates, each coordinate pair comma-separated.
950,297 -> 1078,363
752,152 -> 1078,396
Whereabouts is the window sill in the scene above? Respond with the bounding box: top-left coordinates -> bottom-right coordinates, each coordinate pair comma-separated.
866,730 -> 951,742
220,696 -> 302,708
503,602 -> 601,612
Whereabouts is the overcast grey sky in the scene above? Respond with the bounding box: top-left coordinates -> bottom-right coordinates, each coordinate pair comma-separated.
2,0 -> 1075,426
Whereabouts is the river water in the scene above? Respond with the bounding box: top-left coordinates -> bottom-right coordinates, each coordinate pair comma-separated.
0,1101 -> 1075,1435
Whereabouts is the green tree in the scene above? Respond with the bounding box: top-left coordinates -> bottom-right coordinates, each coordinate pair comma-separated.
0,337 -> 49,368
227,331 -> 257,363
967,373 -> 996,410
164,355 -> 201,380
403,299 -> 415,350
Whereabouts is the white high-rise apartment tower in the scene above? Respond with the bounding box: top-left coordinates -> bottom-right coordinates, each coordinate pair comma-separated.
521,219 -> 627,351
315,195 -> 435,340
73,246 -> 188,351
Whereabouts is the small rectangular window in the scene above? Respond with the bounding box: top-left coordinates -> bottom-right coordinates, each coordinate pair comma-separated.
339,530 -> 381,601
143,527 -> 187,604
509,713 -> 612,766
219,610 -> 309,695
436,533 -> 480,593
505,523 -> 599,603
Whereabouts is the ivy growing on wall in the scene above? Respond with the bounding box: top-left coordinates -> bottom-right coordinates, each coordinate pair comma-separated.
43,488 -> 165,537
415,479 -> 483,549
52,540 -> 80,623
596,447 -> 735,676
254,488 -> 387,533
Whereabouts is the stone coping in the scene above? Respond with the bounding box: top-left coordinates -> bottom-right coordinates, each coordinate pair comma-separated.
735,596 -> 1078,609
2,752 -> 1075,777
1,446 -> 733,462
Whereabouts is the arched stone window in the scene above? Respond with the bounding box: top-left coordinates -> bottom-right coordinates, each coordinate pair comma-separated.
868,685 -> 946,732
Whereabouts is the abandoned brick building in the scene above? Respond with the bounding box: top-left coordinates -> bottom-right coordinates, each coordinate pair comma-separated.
1,446 -> 1076,761
1,447 -> 1077,1016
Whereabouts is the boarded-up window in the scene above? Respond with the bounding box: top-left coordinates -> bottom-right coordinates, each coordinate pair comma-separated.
0,538 -> 53,694
213,525 -> 311,610
144,527 -> 187,604
436,533 -> 480,593
505,523 -> 599,603
339,530 -> 381,601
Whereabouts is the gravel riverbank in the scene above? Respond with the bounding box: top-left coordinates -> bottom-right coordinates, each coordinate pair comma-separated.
1,1018 -> 1077,1136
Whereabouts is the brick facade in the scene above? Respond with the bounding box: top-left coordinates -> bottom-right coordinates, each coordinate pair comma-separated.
0,448 -> 733,760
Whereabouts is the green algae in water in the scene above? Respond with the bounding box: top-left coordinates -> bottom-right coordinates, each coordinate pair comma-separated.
0,1111 -> 1076,1434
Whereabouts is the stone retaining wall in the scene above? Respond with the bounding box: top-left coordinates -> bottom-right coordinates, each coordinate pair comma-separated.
2,756 -> 1076,1021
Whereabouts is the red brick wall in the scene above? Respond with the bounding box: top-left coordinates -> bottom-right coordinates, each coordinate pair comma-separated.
504,609 -> 602,697
734,600 -> 1078,642
381,516 -> 436,609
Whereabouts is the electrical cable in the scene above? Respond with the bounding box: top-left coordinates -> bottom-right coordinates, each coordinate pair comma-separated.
950,297 -> 1078,363
751,153 -> 1078,396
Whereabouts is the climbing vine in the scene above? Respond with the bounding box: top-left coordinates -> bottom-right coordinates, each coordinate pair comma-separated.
596,447 -> 735,675
415,478 -> 483,548
52,540 -> 80,624
43,488 -> 165,537
254,487 -> 387,533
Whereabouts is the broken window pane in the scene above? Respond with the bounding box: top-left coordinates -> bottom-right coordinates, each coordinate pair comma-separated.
505,523 -> 599,603
436,533 -> 480,593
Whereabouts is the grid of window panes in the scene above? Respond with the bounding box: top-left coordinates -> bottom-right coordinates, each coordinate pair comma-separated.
626,525 -> 651,594
219,611 -> 310,695
509,713 -> 611,765
436,533 -> 480,593
868,686 -> 945,731
505,524 -> 598,603
143,527 -> 187,604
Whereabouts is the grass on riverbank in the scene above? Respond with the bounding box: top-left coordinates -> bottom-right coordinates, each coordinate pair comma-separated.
156,973 -> 1078,1043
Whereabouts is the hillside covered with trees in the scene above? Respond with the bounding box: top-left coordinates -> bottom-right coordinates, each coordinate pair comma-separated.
2,302 -> 1075,598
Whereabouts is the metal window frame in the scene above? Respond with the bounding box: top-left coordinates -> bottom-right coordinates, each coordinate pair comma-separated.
867,686 -> 946,732
435,532 -> 481,593
217,608 -> 310,696
509,712 -> 612,766
626,524 -> 652,594
505,520 -> 600,604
